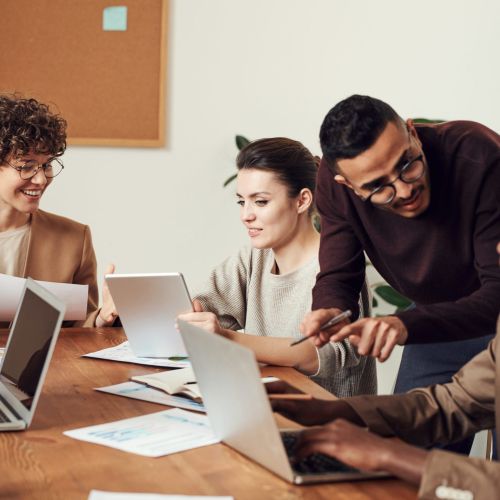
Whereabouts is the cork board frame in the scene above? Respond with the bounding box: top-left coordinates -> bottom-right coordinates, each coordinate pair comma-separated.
0,0 -> 168,147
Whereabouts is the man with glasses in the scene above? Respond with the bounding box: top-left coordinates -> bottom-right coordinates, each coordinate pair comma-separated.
301,95 -> 499,454
0,94 -> 116,327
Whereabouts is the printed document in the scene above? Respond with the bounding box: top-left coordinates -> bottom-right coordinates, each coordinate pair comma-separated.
64,408 -> 218,457
0,272 -> 87,321
96,381 -> 206,412
83,341 -> 190,368
89,492 -> 233,500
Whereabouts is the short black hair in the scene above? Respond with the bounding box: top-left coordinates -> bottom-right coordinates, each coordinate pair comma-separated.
319,95 -> 403,168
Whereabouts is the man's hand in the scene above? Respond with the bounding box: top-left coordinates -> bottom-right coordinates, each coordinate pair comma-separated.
270,393 -> 363,426
291,420 -> 427,485
95,263 -> 118,327
300,308 -> 350,347
330,316 -> 408,362
177,299 -> 225,336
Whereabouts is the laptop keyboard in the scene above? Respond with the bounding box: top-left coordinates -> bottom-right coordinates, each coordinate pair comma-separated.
0,408 -> 10,423
0,402 -> 12,423
281,432 -> 358,475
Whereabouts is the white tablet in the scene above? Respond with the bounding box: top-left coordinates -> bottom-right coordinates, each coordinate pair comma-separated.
105,273 -> 192,358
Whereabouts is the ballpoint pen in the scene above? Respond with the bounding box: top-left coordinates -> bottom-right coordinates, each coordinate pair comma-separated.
289,309 -> 352,347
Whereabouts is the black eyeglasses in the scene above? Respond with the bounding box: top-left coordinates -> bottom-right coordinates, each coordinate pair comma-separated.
363,154 -> 425,206
6,158 -> 64,180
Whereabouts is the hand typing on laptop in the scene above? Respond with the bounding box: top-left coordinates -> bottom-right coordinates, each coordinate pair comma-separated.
270,395 -> 426,484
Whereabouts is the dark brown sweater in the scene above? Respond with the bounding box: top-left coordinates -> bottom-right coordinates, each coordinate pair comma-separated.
313,121 -> 500,343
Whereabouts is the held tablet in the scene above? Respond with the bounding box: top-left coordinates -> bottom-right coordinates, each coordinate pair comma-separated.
105,273 -> 193,358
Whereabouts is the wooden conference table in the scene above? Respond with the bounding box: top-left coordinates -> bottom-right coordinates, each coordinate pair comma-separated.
0,328 -> 418,500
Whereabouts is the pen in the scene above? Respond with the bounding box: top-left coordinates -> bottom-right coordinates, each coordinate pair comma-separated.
289,309 -> 352,347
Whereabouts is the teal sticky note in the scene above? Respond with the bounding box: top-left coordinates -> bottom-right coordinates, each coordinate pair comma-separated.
103,6 -> 128,31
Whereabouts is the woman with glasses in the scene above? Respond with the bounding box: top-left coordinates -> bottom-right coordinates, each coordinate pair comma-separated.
178,137 -> 376,397
0,94 -> 116,327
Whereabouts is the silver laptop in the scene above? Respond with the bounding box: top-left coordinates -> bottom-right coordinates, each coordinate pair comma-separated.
0,278 -> 65,431
105,273 -> 192,358
178,320 -> 388,484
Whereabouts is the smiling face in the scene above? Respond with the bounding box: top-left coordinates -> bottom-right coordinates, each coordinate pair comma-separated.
335,120 -> 431,218
236,168 -> 309,252
0,151 -> 54,219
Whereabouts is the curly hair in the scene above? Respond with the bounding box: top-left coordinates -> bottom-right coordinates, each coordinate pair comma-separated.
0,94 -> 67,163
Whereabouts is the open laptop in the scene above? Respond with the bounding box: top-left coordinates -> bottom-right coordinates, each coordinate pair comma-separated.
105,273 -> 192,358
0,278 -> 65,431
178,320 -> 388,484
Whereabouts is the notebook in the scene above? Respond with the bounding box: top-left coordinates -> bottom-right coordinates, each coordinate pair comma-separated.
0,278 -> 65,431
105,273 -> 192,358
177,320 -> 389,485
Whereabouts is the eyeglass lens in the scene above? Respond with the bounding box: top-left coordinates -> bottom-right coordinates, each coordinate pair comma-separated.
369,157 -> 424,205
18,160 -> 63,179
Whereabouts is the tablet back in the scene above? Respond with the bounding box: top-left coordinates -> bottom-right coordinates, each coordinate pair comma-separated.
105,273 -> 192,357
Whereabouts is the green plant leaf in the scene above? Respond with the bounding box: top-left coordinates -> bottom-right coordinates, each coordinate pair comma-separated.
373,285 -> 412,309
223,173 -> 238,187
412,118 -> 446,124
372,296 -> 378,308
235,135 -> 250,150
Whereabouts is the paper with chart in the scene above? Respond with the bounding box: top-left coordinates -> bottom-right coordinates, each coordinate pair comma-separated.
83,341 -> 190,368
0,273 -> 87,321
89,491 -> 233,500
96,372 -> 278,412
64,408 -> 218,457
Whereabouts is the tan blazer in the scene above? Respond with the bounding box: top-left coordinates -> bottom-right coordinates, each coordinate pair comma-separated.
345,318 -> 500,499
22,210 -> 99,327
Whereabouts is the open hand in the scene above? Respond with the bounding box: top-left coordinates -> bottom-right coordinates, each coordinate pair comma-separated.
95,263 -> 118,327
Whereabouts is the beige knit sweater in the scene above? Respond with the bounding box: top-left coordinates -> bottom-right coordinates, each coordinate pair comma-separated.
195,246 -> 376,397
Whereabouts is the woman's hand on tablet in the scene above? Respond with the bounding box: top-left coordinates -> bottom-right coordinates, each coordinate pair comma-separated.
177,299 -> 227,337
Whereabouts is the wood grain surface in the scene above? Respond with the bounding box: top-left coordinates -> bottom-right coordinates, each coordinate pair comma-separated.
0,328 -> 417,500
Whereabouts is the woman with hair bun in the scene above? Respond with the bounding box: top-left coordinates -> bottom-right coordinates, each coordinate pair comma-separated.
179,137 -> 376,396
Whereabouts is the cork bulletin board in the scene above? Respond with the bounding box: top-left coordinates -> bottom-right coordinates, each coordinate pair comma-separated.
0,0 -> 168,147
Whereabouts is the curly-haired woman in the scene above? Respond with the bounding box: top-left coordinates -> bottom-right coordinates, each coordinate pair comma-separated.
0,94 -> 116,327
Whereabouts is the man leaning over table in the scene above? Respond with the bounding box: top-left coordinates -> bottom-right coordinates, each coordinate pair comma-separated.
301,95 -> 500,454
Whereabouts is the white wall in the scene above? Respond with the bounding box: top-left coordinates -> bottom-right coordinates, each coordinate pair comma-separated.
40,0 -> 500,393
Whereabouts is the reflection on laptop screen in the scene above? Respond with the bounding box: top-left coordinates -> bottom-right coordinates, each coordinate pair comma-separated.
0,288 -> 60,409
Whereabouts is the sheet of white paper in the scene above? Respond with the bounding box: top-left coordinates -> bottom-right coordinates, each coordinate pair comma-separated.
83,341 -> 190,368
96,381 -> 206,412
89,491 -> 233,500
0,273 -> 87,321
64,408 -> 218,457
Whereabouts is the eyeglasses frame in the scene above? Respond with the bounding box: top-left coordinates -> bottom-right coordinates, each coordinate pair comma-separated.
5,157 -> 65,180
363,153 -> 426,206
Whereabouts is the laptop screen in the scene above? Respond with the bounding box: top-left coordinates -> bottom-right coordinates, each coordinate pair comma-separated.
0,287 -> 60,409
